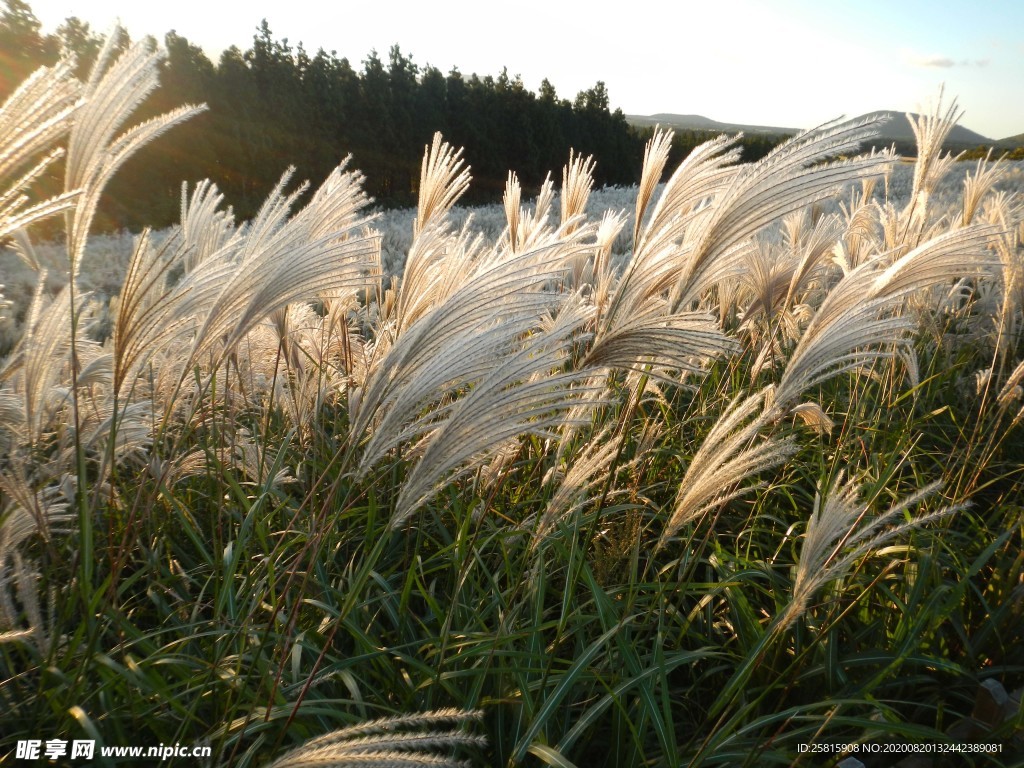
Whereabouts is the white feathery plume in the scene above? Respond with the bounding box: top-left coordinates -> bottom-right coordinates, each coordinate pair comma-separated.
392,217 -> 485,337
102,163 -> 379,426
0,468 -> 71,654
982,192 -> 1024,351
538,427 -> 624,542
561,151 -> 599,283
632,127 -> 674,247
789,401 -> 834,434
238,168 -> 308,262
393,135 -> 473,334
561,150 -> 596,235
389,297 -> 600,527
265,709 -> 484,768
660,389 -> 797,546
352,230 -> 590,472
584,300 -> 737,383
902,88 -> 963,246
641,132 -> 742,249
588,209 -> 628,315
110,229 -> 190,399
0,58 -> 82,238
998,357 -> 1024,425
588,134 -> 742,383
872,224 -> 1000,299
3,285 -> 81,447
534,419 -> 660,547
0,468 -> 73,552
182,164 -> 379,372
961,150 -> 1007,226
415,132 -> 471,238
736,241 -> 793,339
604,132 -> 741,335
512,173 -> 556,253
773,223 -> 1000,413
670,115 -> 894,310
7,228 -> 46,273
835,176 -> 884,271
0,551 -> 50,653
503,170 -> 522,251
782,209 -> 844,309
776,473 -> 964,633
179,178 -> 241,272
0,58 -> 80,180
64,34 -> 206,278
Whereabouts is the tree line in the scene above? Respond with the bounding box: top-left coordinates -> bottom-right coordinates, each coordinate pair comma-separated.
1,0 -> 789,232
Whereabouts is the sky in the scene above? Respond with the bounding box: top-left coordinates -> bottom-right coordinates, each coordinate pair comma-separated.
23,0 -> 1024,139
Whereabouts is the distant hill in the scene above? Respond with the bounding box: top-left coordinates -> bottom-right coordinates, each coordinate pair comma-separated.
626,113 -> 797,136
862,112 -> 992,147
995,132 -> 1024,148
626,111 -> 1014,155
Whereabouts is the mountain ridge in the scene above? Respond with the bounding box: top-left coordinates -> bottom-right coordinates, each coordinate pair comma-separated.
625,111 -> 1021,148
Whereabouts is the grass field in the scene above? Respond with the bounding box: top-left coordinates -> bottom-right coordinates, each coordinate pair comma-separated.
1,36 -> 1023,767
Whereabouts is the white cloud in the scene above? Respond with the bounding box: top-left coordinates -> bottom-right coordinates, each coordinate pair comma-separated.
907,53 -> 990,68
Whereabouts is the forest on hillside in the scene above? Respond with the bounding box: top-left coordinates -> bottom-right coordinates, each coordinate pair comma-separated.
0,0 -> 787,231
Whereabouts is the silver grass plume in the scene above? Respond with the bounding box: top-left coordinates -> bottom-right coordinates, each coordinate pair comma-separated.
2,285 -> 82,448
0,58 -> 82,239
660,389 -> 797,546
110,229 -> 192,401
632,127 -> 673,247
561,152 -> 600,284
352,218 -> 593,475
392,134 -> 474,335
0,550 -> 52,653
641,133 -> 742,250
514,173 -> 557,252
386,296 -> 601,527
902,88 -> 963,247
669,115 -> 894,311
588,132 -> 741,383
561,150 -> 596,234
176,163 -> 379,377
833,176 -> 884,272
772,223 -> 1001,414
179,178 -> 242,272
390,220 -> 484,343
603,132 -> 741,335
584,300 -> 738,383
265,708 -> 485,768
538,427 -> 624,542
64,33 -> 206,279
981,192 -> 1024,353
776,472 -> 964,634
557,135 -> 746,515
0,468 -> 72,554
502,171 -> 522,251
781,209 -> 844,311
961,150 -> 1007,227
415,133 -> 471,237
0,470 -> 70,653
535,419 -> 661,547
735,242 -> 794,347
998,358 -> 1024,425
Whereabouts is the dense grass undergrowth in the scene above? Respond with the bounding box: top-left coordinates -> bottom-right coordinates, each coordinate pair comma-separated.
1,35 -> 1023,768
